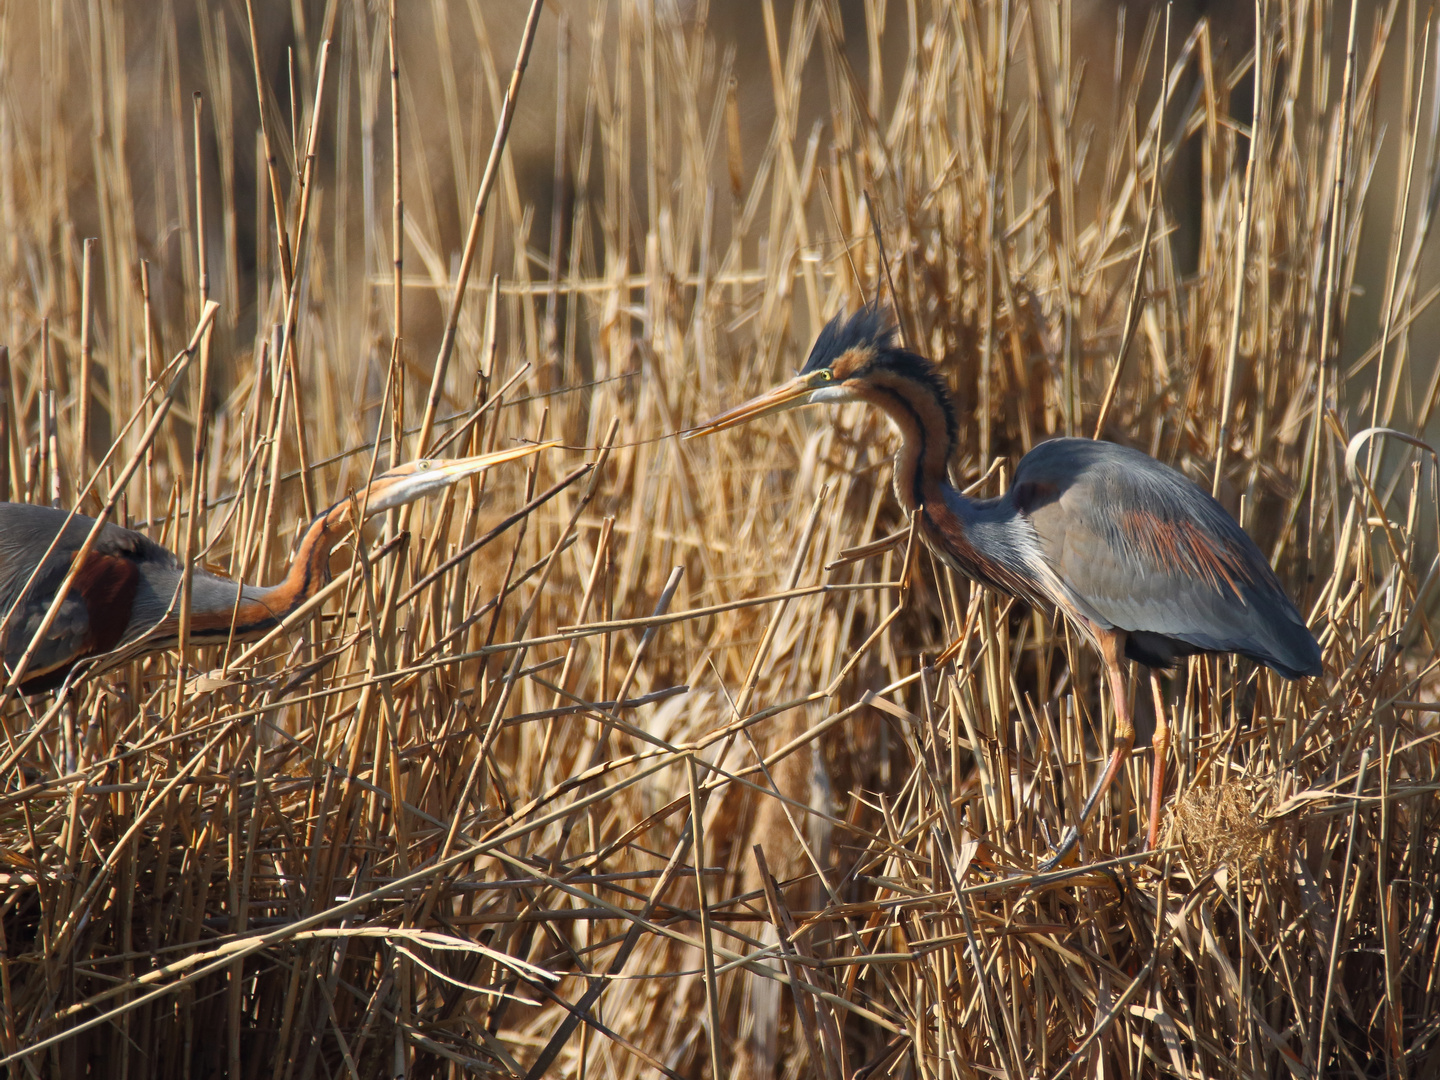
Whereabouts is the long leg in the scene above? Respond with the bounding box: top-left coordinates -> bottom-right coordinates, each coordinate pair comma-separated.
1040,631 -> 1135,871
1147,670 -> 1170,850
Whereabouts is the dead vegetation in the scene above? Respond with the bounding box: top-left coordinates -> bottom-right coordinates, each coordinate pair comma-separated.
1,0 -> 1439,1077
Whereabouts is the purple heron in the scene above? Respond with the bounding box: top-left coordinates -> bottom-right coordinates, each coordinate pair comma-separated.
0,441 -> 551,694
690,305 -> 1321,866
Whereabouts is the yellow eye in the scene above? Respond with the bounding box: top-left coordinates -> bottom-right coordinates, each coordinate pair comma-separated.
817,370 -> 833,382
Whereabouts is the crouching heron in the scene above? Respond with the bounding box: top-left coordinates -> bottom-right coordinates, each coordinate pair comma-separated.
1,441 -> 552,693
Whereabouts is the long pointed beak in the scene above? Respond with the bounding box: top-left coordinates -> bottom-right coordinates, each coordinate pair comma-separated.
362,440 -> 558,514
418,439 -> 558,482
684,374 -> 818,438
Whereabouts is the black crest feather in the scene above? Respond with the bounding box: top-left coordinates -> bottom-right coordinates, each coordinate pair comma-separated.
802,303 -> 958,458
801,302 -> 896,373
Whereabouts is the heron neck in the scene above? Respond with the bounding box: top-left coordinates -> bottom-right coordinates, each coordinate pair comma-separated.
118,503 -> 355,646
251,504 -> 348,615
852,369 -> 957,514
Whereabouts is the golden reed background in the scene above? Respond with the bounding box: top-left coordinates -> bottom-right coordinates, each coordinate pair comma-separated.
1,1 -> 1438,1077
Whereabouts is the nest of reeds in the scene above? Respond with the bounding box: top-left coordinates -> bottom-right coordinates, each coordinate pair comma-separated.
1168,776 -> 1286,878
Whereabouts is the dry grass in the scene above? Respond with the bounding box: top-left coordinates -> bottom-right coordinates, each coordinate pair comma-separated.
2,0 -> 1439,1076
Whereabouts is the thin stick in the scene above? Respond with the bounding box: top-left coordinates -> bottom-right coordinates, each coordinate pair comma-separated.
420,0 -> 544,455
272,38 -> 333,520
544,12 -> 569,367
177,99 -> 216,692
1307,0 -> 1362,556
242,0 -> 294,287
389,0 -> 402,360
40,319 -> 57,507
388,0 -> 404,466
1093,3 -> 1171,441
688,757 -> 724,1080
193,93 -> 208,304
0,345 -> 10,502
864,190 -> 910,349
755,845 -> 839,1080
1211,0 -> 1262,495
1315,749 -> 1373,1080
978,0 -> 1012,462
77,237 -> 96,499
139,261 -> 156,530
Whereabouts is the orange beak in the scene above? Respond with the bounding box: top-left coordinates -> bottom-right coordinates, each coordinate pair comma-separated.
684,373 -> 826,438
362,440 -> 559,514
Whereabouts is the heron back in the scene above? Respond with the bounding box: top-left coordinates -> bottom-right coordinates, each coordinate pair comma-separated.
1012,439 -> 1322,679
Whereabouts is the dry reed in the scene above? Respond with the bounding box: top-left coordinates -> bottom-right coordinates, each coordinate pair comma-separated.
1,0 -> 1438,1077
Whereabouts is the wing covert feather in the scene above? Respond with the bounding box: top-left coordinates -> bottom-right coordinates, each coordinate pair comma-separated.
1,503 -> 175,685
1013,440 -> 1320,677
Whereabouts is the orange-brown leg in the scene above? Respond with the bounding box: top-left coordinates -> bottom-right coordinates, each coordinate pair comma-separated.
1147,671 -> 1170,850
1041,631 -> 1135,871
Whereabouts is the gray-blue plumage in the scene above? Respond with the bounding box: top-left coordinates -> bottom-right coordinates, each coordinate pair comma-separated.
969,438 -> 1321,678
795,305 -> 1322,680
695,304 -> 1324,859
1,503 -> 265,690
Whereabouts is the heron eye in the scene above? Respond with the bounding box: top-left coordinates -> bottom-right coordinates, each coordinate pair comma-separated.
818,370 -> 833,382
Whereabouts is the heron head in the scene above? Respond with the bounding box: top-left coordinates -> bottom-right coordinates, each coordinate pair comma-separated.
686,303 -> 899,436
360,441 -> 555,515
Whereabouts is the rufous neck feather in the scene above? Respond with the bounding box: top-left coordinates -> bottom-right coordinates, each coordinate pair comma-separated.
253,504 -> 351,613
849,360 -> 957,512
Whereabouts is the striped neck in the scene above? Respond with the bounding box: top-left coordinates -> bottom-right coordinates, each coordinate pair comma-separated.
848,350 -> 958,513
251,501 -> 351,614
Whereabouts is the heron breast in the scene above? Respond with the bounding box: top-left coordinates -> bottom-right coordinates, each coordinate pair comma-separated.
921,500 -> 1043,605
73,552 -> 140,653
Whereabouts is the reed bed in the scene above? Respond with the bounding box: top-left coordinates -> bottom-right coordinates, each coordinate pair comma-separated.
1,0 -> 1438,1076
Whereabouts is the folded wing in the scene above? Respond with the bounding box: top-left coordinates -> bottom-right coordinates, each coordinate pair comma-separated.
1013,439 -> 1321,678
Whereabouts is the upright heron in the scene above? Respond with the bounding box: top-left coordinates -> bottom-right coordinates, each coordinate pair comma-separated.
0,442 -> 552,693
690,305 -> 1321,865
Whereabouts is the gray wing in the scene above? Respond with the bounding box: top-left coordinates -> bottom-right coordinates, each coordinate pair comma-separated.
1013,439 -> 1321,678
0,503 -> 180,684
0,525 -> 88,682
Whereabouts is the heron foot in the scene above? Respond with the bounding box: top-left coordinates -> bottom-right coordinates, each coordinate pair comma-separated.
1036,827 -> 1082,874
